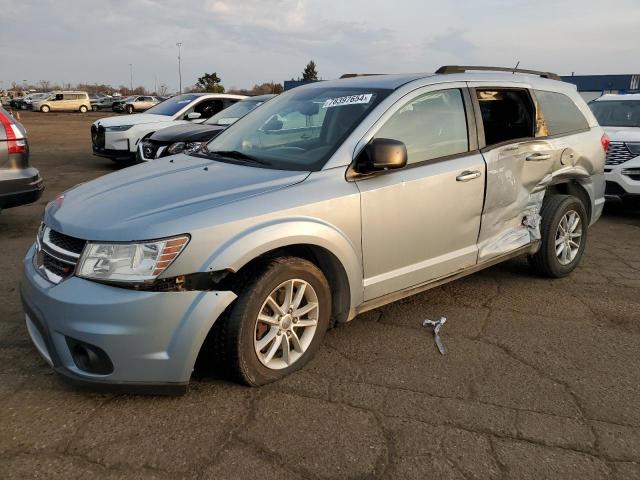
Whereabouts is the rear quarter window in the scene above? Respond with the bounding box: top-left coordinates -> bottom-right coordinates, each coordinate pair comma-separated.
534,90 -> 589,136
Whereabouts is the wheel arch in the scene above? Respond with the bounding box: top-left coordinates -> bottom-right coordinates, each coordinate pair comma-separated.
547,180 -> 592,223
204,220 -> 363,324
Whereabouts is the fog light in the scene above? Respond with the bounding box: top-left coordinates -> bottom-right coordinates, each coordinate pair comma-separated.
66,337 -> 114,375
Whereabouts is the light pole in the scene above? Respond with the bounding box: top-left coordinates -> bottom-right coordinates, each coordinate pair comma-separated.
129,64 -> 133,94
176,42 -> 182,94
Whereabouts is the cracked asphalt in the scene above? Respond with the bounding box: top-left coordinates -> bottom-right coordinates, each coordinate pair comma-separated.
1,111 -> 640,479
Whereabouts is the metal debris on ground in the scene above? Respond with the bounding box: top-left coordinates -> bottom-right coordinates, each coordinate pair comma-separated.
422,317 -> 447,355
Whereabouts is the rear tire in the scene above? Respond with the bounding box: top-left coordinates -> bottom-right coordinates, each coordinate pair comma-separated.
40,105 -> 50,113
529,194 -> 588,278
79,105 -> 88,113
210,257 -> 331,386
91,105 -> 98,112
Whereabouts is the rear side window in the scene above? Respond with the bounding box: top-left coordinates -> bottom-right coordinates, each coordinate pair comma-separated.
534,91 -> 589,136
476,89 -> 535,147
375,89 -> 469,165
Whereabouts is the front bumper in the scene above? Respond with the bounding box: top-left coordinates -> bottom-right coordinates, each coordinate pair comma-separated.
20,244 -> 237,394
0,168 -> 44,209
91,133 -> 134,160
604,156 -> 640,197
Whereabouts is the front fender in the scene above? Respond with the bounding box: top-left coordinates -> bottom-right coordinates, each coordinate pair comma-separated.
202,217 -> 364,308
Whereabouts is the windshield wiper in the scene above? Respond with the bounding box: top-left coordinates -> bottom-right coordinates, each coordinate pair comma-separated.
201,146 -> 270,165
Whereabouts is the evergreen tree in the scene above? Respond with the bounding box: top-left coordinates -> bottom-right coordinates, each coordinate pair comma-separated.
196,73 -> 225,93
302,61 -> 319,81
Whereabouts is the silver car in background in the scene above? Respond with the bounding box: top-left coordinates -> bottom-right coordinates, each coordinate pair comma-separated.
0,107 -> 44,211
21,66 -> 605,394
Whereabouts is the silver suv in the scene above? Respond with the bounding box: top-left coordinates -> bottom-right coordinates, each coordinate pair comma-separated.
21,66 -> 605,393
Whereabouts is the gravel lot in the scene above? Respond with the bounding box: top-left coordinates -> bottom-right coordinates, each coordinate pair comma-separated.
1,111 -> 640,479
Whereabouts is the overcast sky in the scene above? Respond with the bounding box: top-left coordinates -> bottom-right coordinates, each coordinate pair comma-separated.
1,0 -> 639,92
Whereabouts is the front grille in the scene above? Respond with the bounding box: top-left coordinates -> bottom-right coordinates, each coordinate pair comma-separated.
43,253 -> 74,278
48,229 -> 86,255
91,124 -> 105,149
606,142 -> 636,165
36,226 -> 87,284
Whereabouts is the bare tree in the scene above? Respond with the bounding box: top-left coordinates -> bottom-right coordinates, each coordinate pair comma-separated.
158,84 -> 169,96
39,80 -> 51,91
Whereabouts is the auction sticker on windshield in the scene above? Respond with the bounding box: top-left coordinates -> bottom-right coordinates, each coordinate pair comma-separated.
323,94 -> 373,108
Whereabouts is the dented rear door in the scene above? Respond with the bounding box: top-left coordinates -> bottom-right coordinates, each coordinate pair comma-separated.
476,139 -> 557,261
469,83 -> 558,262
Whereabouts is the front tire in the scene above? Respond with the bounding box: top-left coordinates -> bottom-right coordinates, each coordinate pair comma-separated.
212,257 -> 331,386
91,105 -> 98,112
529,194 -> 588,278
40,105 -> 50,113
126,105 -> 134,114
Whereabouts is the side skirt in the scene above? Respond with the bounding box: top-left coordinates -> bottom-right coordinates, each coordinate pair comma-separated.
349,241 -> 540,319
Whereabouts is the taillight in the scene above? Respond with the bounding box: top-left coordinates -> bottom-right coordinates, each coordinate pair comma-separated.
601,134 -> 610,153
0,110 -> 27,154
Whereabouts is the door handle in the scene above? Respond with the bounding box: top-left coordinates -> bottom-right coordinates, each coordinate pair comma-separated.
526,153 -> 551,162
456,170 -> 481,182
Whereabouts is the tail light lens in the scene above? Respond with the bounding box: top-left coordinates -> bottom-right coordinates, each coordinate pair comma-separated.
0,110 -> 27,154
601,134 -> 610,153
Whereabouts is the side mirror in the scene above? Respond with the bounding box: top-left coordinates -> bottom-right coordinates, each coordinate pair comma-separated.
357,138 -> 407,173
187,112 -> 202,120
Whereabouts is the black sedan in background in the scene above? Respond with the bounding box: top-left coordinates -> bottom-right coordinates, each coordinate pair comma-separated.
137,94 -> 275,161
0,107 -> 44,211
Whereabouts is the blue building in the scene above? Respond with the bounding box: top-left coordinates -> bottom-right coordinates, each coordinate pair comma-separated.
561,74 -> 640,101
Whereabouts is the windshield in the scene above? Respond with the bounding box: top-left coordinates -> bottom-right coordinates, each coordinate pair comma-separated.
205,100 -> 265,126
200,87 -> 390,171
590,100 -> 640,127
145,94 -> 200,116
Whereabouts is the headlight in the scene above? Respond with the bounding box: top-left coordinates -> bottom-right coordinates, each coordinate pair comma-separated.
626,142 -> 640,155
77,235 -> 189,283
167,142 -> 204,155
104,125 -> 133,132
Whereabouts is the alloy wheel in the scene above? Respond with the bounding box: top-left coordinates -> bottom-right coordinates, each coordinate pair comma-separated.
555,210 -> 582,265
253,279 -> 319,370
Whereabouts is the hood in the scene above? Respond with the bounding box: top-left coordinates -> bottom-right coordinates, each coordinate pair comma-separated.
603,126 -> 640,142
150,123 -> 226,142
44,154 -> 309,241
93,114 -> 173,128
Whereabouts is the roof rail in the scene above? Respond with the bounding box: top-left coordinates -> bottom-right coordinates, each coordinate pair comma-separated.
340,73 -> 385,79
435,65 -> 561,81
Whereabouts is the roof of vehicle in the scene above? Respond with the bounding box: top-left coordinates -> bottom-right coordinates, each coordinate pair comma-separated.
164,93 -> 248,99
592,93 -> 640,101
243,94 -> 277,101
304,71 -> 575,93
47,90 -> 89,94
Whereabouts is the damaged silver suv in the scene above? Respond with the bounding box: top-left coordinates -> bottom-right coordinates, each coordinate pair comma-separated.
21,66 -> 605,393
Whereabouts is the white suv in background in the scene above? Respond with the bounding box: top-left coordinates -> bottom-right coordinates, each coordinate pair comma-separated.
590,94 -> 640,201
91,93 -> 246,163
